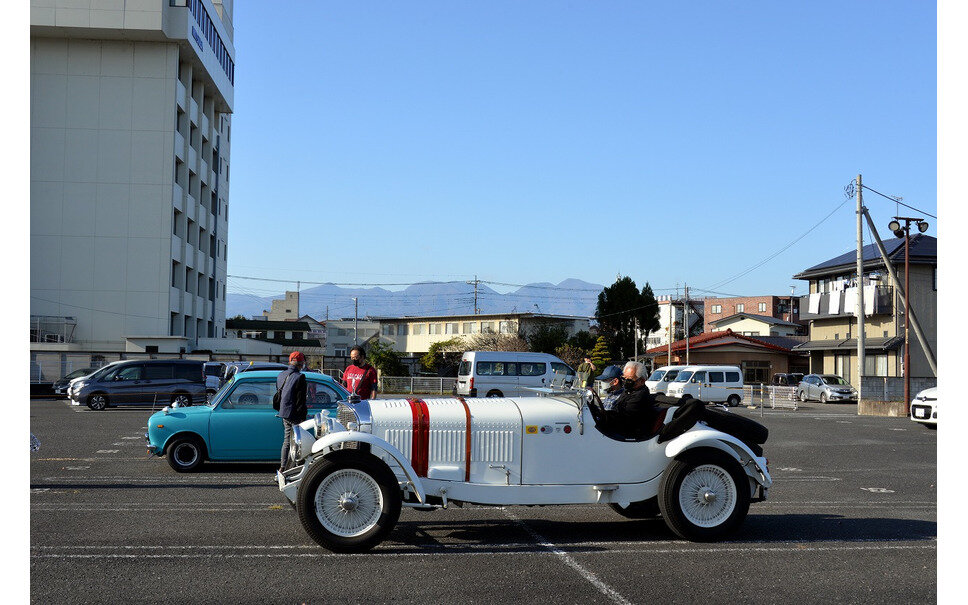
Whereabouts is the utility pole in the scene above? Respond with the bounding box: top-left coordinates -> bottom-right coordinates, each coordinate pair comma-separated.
856,174 -> 866,404
466,275 -> 480,314
296,281 -> 300,318
684,284 -> 690,366
352,297 -> 359,345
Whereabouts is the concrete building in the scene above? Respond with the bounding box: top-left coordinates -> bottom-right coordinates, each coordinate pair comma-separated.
262,290 -> 300,321
374,312 -> 591,357
644,297 -> 704,349
792,235 -> 937,395
325,319 -> 381,358
30,0 -> 235,367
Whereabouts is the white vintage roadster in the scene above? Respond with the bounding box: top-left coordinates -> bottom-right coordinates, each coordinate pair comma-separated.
277,390 -> 772,553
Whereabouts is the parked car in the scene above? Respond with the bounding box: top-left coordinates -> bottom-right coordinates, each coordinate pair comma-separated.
146,371 -> 350,471
665,365 -> 744,406
454,351 -> 575,397
52,367 -> 99,396
770,373 -> 803,387
68,359 -> 207,410
909,387 -> 937,429
796,374 -> 857,403
644,365 -> 686,395
223,361 -> 290,382
203,362 -> 226,394
277,390 -> 772,552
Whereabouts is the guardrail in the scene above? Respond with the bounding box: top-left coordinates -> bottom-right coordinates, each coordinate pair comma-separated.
743,384 -> 799,411
380,376 -> 457,395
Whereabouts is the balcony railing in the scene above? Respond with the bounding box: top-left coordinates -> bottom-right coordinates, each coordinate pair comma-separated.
799,285 -> 893,320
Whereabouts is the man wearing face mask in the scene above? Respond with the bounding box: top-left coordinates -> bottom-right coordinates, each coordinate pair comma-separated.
597,361 -> 662,440
343,345 -> 379,400
595,365 -> 624,410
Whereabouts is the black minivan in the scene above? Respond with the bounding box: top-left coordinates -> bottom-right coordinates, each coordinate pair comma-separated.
68,360 -> 207,410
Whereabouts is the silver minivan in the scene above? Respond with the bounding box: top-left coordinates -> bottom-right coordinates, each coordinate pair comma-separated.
455,351 -> 574,398
645,365 -> 687,395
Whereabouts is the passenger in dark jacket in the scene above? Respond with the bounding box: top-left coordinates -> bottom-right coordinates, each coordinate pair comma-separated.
278,351 -> 308,471
597,361 -> 663,441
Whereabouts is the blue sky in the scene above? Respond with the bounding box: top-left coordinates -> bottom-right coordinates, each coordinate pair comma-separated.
226,1 -> 936,300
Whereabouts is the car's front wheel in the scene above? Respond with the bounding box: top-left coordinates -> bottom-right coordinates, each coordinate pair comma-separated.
486,390 -> 503,398
820,392 -> 828,404
166,435 -> 205,472
609,497 -> 660,519
798,390 -> 808,402
658,448 -> 750,541
297,451 -> 402,553
87,394 -> 109,411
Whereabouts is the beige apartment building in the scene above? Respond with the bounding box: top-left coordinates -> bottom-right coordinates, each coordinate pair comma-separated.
31,0 -> 235,370
792,235 -> 937,392
375,312 -> 591,356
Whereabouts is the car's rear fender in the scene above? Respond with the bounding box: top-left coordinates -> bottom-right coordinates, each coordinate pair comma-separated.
664,426 -> 772,489
310,432 -> 426,504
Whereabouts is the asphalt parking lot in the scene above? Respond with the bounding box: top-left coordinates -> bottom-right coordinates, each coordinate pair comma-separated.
30,398 -> 936,604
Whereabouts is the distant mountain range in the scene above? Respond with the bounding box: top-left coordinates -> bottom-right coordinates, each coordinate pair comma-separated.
227,279 -> 603,320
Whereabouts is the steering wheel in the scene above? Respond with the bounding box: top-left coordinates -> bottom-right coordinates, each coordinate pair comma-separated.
583,388 -> 606,424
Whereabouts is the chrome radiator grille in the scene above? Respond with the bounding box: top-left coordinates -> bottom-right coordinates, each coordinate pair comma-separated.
337,403 -> 359,427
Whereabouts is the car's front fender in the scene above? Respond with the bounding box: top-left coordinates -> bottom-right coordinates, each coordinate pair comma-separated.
310,431 -> 426,504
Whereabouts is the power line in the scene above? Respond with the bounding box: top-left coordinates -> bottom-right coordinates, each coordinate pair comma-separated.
702,197 -> 851,291
860,184 -> 937,219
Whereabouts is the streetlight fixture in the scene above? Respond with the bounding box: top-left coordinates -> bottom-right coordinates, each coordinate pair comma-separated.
890,216 -> 928,411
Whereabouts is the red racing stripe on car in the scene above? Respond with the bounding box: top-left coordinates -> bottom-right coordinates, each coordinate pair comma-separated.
407,398 -> 430,477
456,396 -> 472,481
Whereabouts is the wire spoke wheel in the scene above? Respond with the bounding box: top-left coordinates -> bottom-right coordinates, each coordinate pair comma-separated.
315,469 -> 385,537
677,464 -> 737,528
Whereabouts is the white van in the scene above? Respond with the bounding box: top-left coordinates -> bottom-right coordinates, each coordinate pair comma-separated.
665,365 -> 744,406
645,365 -> 687,395
455,351 -> 575,398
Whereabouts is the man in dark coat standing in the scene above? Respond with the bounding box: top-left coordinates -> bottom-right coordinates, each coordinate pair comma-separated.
278,351 -> 308,472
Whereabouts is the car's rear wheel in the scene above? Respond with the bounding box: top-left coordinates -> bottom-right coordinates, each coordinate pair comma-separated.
486,390 -> 503,398
726,394 -> 741,407
166,435 -> 204,472
87,394 -> 109,411
297,451 -> 402,553
609,497 -> 660,519
171,392 -> 192,407
658,448 -> 750,541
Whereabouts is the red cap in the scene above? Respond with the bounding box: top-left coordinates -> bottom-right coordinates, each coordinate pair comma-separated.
289,351 -> 305,364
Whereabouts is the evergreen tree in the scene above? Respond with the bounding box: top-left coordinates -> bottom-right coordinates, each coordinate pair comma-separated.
595,275 -> 660,359
589,336 -> 611,372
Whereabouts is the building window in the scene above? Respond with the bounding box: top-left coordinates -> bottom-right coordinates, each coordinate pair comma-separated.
335,348 -> 346,357
736,304 -> 745,313
430,323 -> 442,335
398,325 -> 408,335
481,322 -> 495,334
711,305 -> 722,314
742,361 -> 770,384
864,354 -> 889,377
835,354 -> 850,379
462,322 -> 477,334
413,324 -> 424,335
758,302 -> 767,312
499,321 -> 516,334
445,322 -> 459,334
382,325 -> 395,336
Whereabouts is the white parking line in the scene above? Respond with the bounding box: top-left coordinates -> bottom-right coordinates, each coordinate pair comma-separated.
502,508 -> 633,605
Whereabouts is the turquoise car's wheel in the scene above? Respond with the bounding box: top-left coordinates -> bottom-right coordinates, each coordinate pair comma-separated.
166,436 -> 204,472
296,451 -> 401,553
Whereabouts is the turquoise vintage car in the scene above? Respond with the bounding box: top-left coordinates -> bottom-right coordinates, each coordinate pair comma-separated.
146,370 -> 348,471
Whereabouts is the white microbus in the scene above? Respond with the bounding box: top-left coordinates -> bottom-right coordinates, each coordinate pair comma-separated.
455,351 -> 575,398
665,365 -> 744,406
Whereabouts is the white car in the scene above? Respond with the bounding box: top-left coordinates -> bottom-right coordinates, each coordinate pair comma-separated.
909,387 -> 937,429
277,391 -> 772,552
644,365 -> 686,395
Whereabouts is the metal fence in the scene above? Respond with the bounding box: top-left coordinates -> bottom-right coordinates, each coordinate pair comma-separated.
743,384 -> 799,410
380,376 -> 457,395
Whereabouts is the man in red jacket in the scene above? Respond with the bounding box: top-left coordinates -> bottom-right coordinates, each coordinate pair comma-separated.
343,345 -> 378,400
